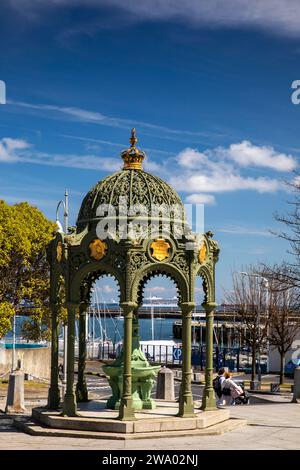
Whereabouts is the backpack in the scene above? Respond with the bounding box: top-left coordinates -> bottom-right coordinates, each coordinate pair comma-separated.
213,376 -> 222,398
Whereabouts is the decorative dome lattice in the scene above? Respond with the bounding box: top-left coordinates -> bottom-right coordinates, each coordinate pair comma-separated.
76,129 -> 183,233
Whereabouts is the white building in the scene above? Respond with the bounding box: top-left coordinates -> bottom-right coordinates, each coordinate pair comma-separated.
268,330 -> 300,373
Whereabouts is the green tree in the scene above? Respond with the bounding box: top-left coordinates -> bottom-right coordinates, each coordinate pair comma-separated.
262,264 -> 300,384
0,200 -> 56,340
226,266 -> 269,381
268,285 -> 300,384
0,301 -> 15,338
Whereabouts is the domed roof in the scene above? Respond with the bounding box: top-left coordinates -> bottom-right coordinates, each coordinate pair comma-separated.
76,129 -> 183,233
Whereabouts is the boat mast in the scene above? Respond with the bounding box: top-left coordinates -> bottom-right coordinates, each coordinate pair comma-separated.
150,291 -> 154,341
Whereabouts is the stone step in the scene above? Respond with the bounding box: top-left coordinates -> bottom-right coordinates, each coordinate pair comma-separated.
14,417 -> 247,441
31,407 -> 231,434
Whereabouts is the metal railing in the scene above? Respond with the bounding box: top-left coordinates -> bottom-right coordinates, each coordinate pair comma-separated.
97,343 -> 267,372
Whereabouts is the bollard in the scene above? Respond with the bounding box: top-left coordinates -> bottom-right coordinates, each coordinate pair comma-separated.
156,367 -> 175,401
270,383 -> 280,393
5,360 -> 26,414
193,372 -> 202,382
292,367 -> 300,403
250,380 -> 261,391
24,373 -> 33,381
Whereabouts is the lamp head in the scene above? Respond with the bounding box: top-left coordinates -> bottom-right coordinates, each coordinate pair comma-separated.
55,219 -> 64,233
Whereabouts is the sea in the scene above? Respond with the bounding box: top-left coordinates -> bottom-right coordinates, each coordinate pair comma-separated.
4,315 -> 177,343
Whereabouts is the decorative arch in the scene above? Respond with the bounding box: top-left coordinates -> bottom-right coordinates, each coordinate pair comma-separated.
49,268 -> 63,304
47,129 -> 220,420
80,270 -> 122,307
131,262 -> 190,306
136,271 -> 181,306
68,261 -> 126,304
197,265 -> 215,304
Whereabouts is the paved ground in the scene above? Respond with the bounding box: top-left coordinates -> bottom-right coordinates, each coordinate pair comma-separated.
1,401 -> 300,449
0,368 -> 298,450
1,396 -> 300,449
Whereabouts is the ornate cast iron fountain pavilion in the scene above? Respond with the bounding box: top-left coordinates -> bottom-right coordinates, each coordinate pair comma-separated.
47,129 -> 220,420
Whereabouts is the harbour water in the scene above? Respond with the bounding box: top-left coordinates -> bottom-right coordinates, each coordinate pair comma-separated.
4,315 -> 177,343
94,316 -> 176,342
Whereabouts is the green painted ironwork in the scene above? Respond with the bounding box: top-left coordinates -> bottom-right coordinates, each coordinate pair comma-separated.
76,303 -> 89,403
201,302 -> 218,411
103,307 -> 160,414
62,304 -> 77,416
47,302 -> 60,409
76,170 -> 183,234
47,130 -> 220,419
178,302 -> 195,417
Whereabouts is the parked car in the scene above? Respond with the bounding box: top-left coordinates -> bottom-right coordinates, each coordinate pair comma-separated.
285,358 -> 300,377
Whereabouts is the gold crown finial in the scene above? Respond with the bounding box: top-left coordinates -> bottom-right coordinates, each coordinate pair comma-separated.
129,128 -> 138,147
121,128 -> 145,170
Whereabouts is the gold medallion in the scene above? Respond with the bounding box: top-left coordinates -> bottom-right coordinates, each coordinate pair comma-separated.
56,241 -> 63,263
150,239 -> 171,262
199,241 -> 207,264
89,239 -> 108,261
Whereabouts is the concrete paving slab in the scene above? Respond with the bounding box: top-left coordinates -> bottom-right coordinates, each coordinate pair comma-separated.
30,400 -> 231,436
2,396 -> 300,449
14,416 -> 246,440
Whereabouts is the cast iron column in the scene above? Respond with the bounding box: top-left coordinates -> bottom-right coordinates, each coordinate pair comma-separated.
76,303 -> 88,402
63,303 -> 78,416
132,307 -> 140,350
201,302 -> 217,411
47,302 -> 60,409
178,302 -> 195,417
118,301 -> 137,420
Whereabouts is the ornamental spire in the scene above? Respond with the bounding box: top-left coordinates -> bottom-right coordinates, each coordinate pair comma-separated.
129,127 -> 138,147
121,128 -> 145,170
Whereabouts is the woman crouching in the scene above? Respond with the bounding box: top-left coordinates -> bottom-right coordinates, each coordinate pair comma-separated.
220,372 -> 248,406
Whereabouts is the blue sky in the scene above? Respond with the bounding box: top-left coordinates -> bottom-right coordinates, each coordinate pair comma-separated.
0,0 -> 300,303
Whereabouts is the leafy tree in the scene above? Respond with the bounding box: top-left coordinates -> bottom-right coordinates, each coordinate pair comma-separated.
261,264 -> 300,384
268,285 -> 300,384
0,301 -> 15,338
226,266 -> 269,381
0,200 -> 56,340
21,275 -> 67,341
274,177 -> 300,289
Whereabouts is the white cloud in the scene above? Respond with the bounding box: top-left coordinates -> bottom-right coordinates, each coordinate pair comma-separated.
7,0 -> 300,38
144,286 -> 168,294
217,225 -> 272,237
221,141 -> 297,172
105,0 -> 300,37
8,100 -> 217,142
292,175 -> 300,187
171,142 -> 295,201
101,284 -> 115,294
177,143 -> 297,173
0,137 -> 30,163
0,136 -> 122,171
185,193 -> 215,205
177,148 -> 207,169
31,152 -> 121,172
172,172 -> 280,194
0,135 -> 161,173
0,136 -> 294,206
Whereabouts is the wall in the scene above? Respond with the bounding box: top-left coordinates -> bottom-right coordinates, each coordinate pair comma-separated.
268,329 -> 300,373
0,347 -> 51,379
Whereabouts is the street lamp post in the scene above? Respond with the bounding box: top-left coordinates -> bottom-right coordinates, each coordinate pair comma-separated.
257,304 -> 262,382
56,189 -> 69,397
11,314 -> 16,371
240,272 -> 269,383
